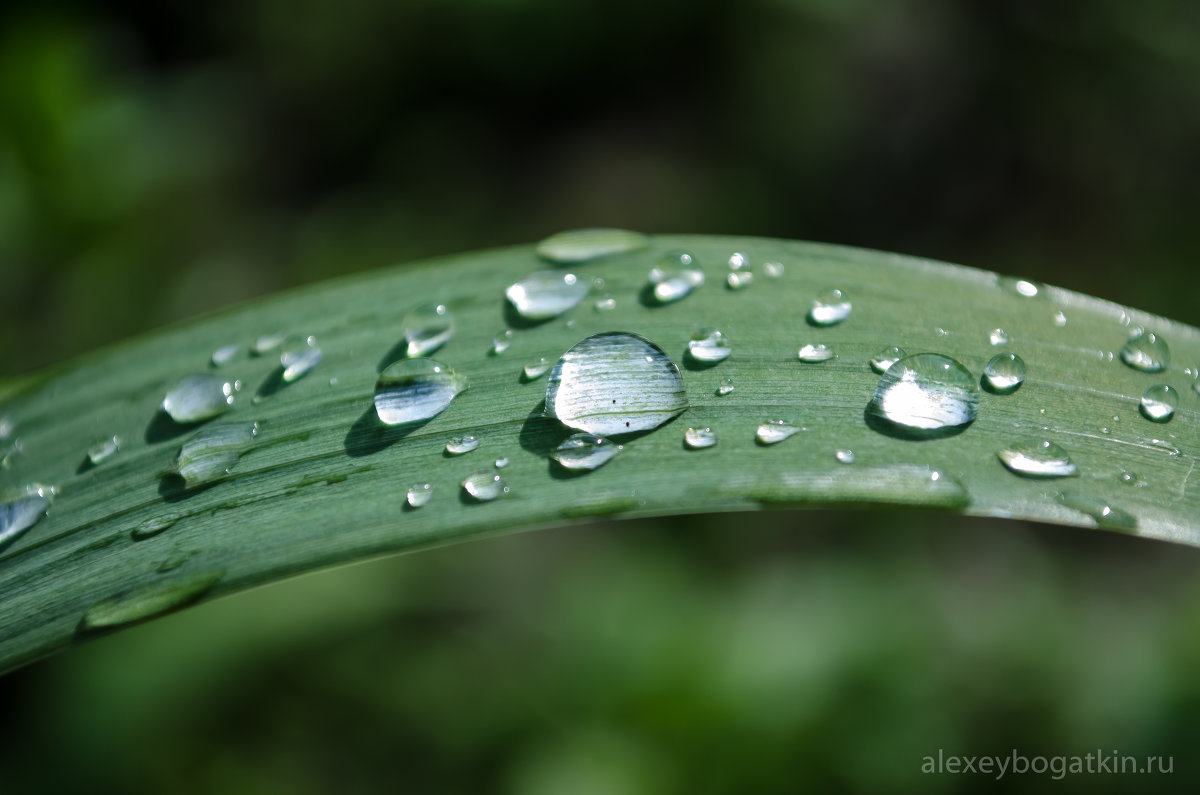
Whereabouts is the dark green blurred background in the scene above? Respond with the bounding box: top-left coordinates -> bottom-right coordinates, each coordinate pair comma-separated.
2,0 -> 1199,792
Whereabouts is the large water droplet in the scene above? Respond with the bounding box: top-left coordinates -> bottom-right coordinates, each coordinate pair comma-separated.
549,433 -> 622,471
374,359 -> 468,426
522,357 -> 552,381
280,335 -> 323,382
491,329 -> 513,355
174,422 -> 259,488
982,353 -> 1027,394
506,271 -> 588,320
445,434 -> 479,455
406,482 -> 434,508
211,344 -> 239,367
1139,384 -> 1178,423
1120,330 -> 1169,373
687,328 -> 731,363
402,303 -> 454,357
648,252 -> 704,304
755,419 -> 801,445
870,346 -> 906,374
545,332 -> 688,435
462,470 -> 508,501
988,328 -> 1009,346
536,228 -> 649,263
996,440 -> 1077,478
162,374 -> 239,423
1,484 -> 56,549
1057,493 -> 1137,533
87,435 -> 121,466
808,288 -> 851,326
868,354 -> 978,435
684,426 -> 717,449
78,570 -> 224,631
797,343 -> 835,363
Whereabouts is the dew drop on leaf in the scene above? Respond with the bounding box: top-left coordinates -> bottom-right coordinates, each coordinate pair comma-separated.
87,435 -> 121,466
835,449 -> 855,464
549,433 -> 622,471
870,346 -> 906,374
1120,330 -> 1169,373
808,288 -> 851,326
0,483 -> 56,549
210,344 -> 239,367
174,422 -> 259,488
280,335 -> 323,382
996,440 -> 1077,478
522,357 -> 552,381
988,328 -> 1009,346
462,470 -> 508,501
716,377 -> 735,396
445,434 -> 480,455
755,420 -> 801,445
374,359 -> 468,426
868,354 -> 978,434
78,571 -> 225,631
492,329 -> 513,355
726,271 -> 753,290
402,303 -> 454,357
506,271 -> 588,320
648,252 -> 704,304
1139,384 -> 1178,423
687,328 -> 732,363
684,427 -> 717,449
406,482 -> 434,508
797,343 -> 835,363
982,353 -> 1027,394
162,374 -> 239,423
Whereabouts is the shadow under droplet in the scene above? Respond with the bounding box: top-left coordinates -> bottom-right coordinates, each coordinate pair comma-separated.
376,341 -> 409,374
343,406 -> 428,457
518,400 -> 570,457
682,355 -> 723,372
158,473 -> 217,503
979,376 -> 1019,396
145,410 -> 206,445
862,405 -> 973,441
503,300 -> 556,330
804,312 -> 823,328
76,457 -> 95,475
637,283 -> 662,308
256,367 -> 288,399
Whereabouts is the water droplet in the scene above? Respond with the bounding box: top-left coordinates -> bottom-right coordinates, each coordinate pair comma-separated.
280,335 -> 323,382
716,377 -> 735,396
755,420 -> 801,445
797,343 -> 836,363
402,303 -> 454,357
728,252 -> 748,270
1,484 -> 56,548
1119,471 -> 1144,487
78,570 -> 224,631
648,252 -> 704,304
808,288 -> 851,326
445,434 -> 479,455
506,271 -> 588,320
211,344 -> 239,366
996,440 -> 1077,478
870,346 -> 906,374
687,328 -> 732,363
462,470 -> 508,501
868,354 -> 979,434
545,332 -> 688,435
173,422 -> 259,488
1139,384 -> 1178,423
988,328 -> 1009,346
374,359 -> 468,425
1001,277 -> 1040,298
982,352 -> 1027,394
763,261 -> 784,278
491,329 -> 513,355
835,449 -> 855,464
726,271 -> 754,290
684,426 -> 717,449
131,512 -> 182,540
253,332 -> 285,355
535,228 -> 649,263
87,435 -> 121,466
549,433 -> 622,471
494,457 -> 510,468
406,482 -> 434,508
1120,330 -> 1169,373
523,357 -> 552,381
1057,493 -> 1137,533
1053,311 -> 1067,327
161,374 -> 239,423
0,416 -> 13,441
594,296 -> 617,312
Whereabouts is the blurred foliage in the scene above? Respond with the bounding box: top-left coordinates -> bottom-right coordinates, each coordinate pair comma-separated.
2,0 -> 1199,791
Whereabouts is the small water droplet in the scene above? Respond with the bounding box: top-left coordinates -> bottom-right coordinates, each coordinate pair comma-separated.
1057,493 -> 1137,533
174,422 -> 259,487
797,343 -> 836,363
763,261 -> 784,278
684,427 -> 717,449
564,318 -> 576,329
1139,384 -> 1178,423
131,512 -> 182,540
1001,277 -> 1040,298
868,354 -> 979,434
506,271 -> 588,320
280,335 -> 323,382
1119,471 -> 1144,487
996,440 -> 1076,478
755,420 -> 801,445
78,571 -> 224,631
935,327 -> 949,337
727,252 -> 748,270
687,328 -> 732,363
494,457 -> 510,468
808,288 -> 851,326
523,357 -> 552,381
1,484 -> 56,548
1053,311 -> 1067,327
982,352 -> 1027,394
648,251 -> 704,303
374,359 -> 468,425
491,329 -> 513,355
716,377 -> 735,396
461,470 -> 508,501
253,332 -> 286,355
87,435 -> 121,466
445,434 -> 480,455
161,374 -> 239,423
402,303 -> 454,356
210,344 -> 239,367
536,228 -> 649,263
1120,330 -> 1169,373
0,416 -> 13,441
594,296 -> 617,312
549,433 -> 622,471
545,332 -> 688,435
406,482 -> 434,508
989,328 -> 1009,346
835,449 -> 855,464
726,271 -> 753,290
869,346 -> 906,374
